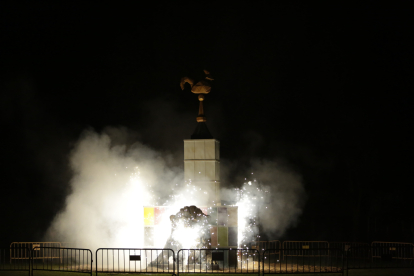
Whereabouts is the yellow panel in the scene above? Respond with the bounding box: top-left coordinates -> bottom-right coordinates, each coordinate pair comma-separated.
227,207 -> 238,227
218,227 -> 228,247
144,207 -> 154,226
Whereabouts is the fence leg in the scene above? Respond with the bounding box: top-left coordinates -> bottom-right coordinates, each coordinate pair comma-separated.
173,252 -> 176,276
344,249 -> 348,276
29,247 -> 32,276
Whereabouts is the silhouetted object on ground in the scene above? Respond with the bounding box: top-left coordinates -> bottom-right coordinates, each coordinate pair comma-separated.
151,205 -> 211,266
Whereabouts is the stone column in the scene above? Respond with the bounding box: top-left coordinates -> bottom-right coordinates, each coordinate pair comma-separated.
184,139 -> 221,206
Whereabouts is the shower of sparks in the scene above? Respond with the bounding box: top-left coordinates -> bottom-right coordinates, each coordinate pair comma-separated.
237,178 -> 267,247
119,167 -> 268,251
172,222 -> 203,249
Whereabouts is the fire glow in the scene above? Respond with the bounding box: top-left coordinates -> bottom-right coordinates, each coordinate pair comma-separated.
141,174 -> 264,251
46,129 -> 302,255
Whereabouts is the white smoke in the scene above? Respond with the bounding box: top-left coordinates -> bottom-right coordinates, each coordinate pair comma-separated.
45,127 -> 183,251
253,159 -> 305,237
45,127 -> 305,252
223,159 -> 305,245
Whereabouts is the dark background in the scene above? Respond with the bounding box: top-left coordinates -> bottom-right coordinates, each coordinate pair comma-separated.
1,2 -> 413,246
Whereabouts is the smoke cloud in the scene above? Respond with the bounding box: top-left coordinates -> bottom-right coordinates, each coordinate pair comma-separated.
222,159 -> 305,244
45,127 -> 183,251
45,127 -> 305,251
251,159 -> 305,238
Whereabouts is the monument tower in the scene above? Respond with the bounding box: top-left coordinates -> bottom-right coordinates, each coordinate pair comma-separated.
144,71 -> 237,251
181,70 -> 238,250
181,70 -> 221,206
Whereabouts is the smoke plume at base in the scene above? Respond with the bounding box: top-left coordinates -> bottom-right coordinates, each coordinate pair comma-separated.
45,127 -> 305,252
44,127 -> 183,251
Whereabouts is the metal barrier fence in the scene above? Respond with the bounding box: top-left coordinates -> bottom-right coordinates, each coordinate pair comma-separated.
31,247 -> 92,276
0,246 -> 30,274
329,242 -> 369,252
251,240 -> 280,251
3,241 -> 413,275
263,248 -> 344,274
177,248 -> 260,276
96,248 -> 175,275
371,241 -> 414,261
251,240 -> 280,254
347,244 -> 414,270
10,242 -> 62,262
282,241 -> 330,260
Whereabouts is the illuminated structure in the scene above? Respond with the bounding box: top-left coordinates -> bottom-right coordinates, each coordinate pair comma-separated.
143,71 -> 238,251
183,130 -> 238,249
182,69 -> 220,205
184,139 -> 220,205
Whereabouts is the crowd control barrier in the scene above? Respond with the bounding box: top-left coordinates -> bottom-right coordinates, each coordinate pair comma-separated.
1,246 -> 30,274
96,248 -> 175,275
10,242 -> 61,262
177,248 -> 260,276
282,241 -> 330,260
263,248 -> 344,274
346,243 -> 414,270
31,247 -> 92,276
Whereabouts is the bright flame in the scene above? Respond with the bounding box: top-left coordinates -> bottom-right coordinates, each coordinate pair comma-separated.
236,178 -> 263,247
172,222 -> 202,249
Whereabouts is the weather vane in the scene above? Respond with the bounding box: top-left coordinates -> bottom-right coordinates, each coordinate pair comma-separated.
180,70 -> 214,122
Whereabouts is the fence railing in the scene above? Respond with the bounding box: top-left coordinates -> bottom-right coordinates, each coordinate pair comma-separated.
10,242 -> 62,261
4,241 -> 414,275
251,240 -> 280,251
96,248 -> 175,275
347,244 -> 414,270
282,241 -> 330,259
251,240 -> 280,255
263,248 -> 344,274
30,247 -> 92,275
1,246 -> 31,273
371,242 -> 414,261
329,242 -> 369,252
177,248 -> 260,276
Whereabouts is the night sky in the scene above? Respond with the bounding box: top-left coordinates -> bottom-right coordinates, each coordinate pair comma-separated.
1,2 -> 413,246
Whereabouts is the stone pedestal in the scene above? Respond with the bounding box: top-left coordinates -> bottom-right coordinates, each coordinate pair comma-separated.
184,139 -> 220,206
